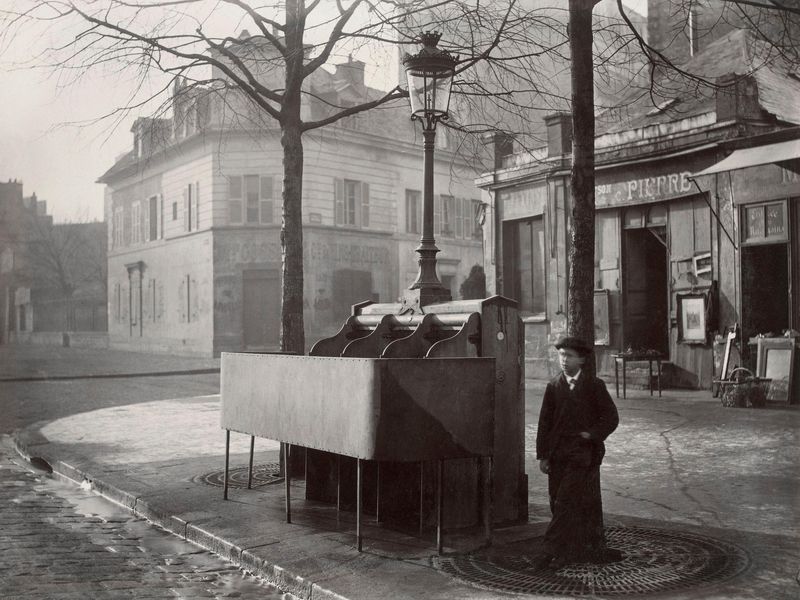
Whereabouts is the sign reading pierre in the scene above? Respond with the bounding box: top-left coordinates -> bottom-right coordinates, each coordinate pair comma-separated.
595,171 -> 693,208
502,171 -> 694,219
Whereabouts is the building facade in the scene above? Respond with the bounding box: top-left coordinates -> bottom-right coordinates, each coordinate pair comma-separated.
478,29 -> 800,388
100,56 -> 484,356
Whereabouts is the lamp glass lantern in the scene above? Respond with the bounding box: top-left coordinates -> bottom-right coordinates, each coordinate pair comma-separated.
403,32 -> 457,126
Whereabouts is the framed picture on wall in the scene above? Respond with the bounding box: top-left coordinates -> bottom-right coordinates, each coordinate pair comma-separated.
678,293 -> 707,344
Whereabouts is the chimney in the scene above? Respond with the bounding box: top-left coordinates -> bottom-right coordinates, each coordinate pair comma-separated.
715,74 -> 763,123
335,56 -> 366,90
544,112 -> 573,157
482,132 -> 514,170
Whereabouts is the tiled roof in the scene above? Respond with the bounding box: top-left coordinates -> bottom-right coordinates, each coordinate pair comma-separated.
597,28 -> 800,136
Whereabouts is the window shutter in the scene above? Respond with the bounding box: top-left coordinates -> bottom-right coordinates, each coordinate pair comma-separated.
194,182 -> 200,230
455,198 -> 463,239
260,176 -> 273,224
434,194 -> 441,236
144,199 -> 151,242
158,194 -> 164,239
183,187 -> 189,231
334,178 -> 345,225
361,182 -> 370,228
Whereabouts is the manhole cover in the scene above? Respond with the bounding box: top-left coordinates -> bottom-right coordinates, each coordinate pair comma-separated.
195,463 -> 283,488
434,526 -> 749,597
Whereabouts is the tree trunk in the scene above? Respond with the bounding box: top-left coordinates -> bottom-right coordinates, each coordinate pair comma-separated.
280,118 -> 305,355
279,0 -> 306,355
568,0 -> 599,372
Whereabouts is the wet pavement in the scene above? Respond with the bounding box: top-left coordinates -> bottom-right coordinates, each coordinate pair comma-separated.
0,436 -> 290,599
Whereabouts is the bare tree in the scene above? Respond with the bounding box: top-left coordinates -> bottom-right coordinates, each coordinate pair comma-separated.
26,217 -> 107,299
3,0 -> 795,358
568,0 -> 601,364
2,0 -> 563,354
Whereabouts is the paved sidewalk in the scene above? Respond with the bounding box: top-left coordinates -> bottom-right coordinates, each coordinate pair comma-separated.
7,345 -> 800,599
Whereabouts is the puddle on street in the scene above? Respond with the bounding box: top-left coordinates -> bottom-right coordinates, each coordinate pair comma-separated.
31,468 -> 296,599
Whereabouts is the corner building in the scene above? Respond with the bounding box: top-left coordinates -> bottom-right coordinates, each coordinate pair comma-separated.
100,50 -> 483,356
478,30 -> 800,388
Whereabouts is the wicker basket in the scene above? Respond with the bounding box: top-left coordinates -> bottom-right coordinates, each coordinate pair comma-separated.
717,368 -> 770,408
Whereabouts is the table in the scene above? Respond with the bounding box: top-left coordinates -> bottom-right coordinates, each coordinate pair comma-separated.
613,352 -> 663,399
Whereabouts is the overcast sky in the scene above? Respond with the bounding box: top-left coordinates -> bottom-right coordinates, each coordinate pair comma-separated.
0,0 -> 647,224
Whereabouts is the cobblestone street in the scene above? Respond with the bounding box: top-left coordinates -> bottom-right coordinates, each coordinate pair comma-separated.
0,436 -> 289,600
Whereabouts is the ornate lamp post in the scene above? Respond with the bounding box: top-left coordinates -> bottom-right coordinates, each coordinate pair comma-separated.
401,32 -> 458,311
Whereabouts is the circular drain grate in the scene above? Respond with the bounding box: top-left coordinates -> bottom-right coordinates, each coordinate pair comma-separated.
435,526 -> 749,597
195,463 -> 283,488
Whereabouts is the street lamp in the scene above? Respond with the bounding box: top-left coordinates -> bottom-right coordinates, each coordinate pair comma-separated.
402,31 -> 457,311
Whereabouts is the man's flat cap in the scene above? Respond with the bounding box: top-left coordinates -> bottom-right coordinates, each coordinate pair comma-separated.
554,336 -> 592,356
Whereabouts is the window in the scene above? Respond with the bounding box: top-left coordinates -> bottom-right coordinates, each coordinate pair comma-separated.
18,305 -> 26,331
131,202 -> 141,244
186,185 -> 192,231
405,189 -> 421,234
453,197 -> 480,240
335,178 -> 370,227
129,274 -> 141,331
259,176 -> 273,224
172,201 -> 178,221
245,175 -> 259,223
113,208 -> 124,248
455,197 -> 464,239
471,199 -> 483,239
508,217 -> 546,315
182,183 -> 200,231
440,195 -> 455,238
148,195 -> 159,241
228,175 -> 273,224
741,200 -> 788,245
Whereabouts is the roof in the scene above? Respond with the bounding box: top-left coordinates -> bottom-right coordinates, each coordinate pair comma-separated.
693,136 -> 800,176
597,28 -> 800,136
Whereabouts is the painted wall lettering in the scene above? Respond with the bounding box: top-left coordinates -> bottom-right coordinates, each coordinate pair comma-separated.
595,171 -> 694,207
308,242 -> 390,266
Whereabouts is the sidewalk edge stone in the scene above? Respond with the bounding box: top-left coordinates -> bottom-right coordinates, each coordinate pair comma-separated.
13,431 -> 344,600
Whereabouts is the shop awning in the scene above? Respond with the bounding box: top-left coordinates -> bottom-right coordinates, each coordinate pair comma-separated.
692,138 -> 800,177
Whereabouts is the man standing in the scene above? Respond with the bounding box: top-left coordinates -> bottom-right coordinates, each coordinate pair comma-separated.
535,336 -> 620,570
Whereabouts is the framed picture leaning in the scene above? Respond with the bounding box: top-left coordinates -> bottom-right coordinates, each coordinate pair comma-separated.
678,293 -> 707,344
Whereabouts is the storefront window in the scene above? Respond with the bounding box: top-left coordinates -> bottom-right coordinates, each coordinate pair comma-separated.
742,200 -> 787,245
507,217 -> 546,315
624,208 -> 644,229
647,205 -> 668,226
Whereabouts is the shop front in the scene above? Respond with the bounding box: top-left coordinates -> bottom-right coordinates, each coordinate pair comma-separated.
592,157 -> 723,388
486,151 -> 727,388
692,135 -> 800,389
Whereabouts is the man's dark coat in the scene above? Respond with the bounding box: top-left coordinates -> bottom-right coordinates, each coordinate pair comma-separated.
536,372 -> 619,466
536,371 -> 619,563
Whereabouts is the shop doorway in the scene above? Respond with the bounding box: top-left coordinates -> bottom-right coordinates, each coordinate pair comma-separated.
741,243 -> 789,340
242,269 -> 280,349
623,226 -> 669,355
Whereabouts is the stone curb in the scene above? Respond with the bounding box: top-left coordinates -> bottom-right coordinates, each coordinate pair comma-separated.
11,432 -> 346,600
0,368 -> 220,383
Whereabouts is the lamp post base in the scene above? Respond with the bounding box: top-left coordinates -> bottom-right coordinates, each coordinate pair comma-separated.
400,286 -> 452,314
